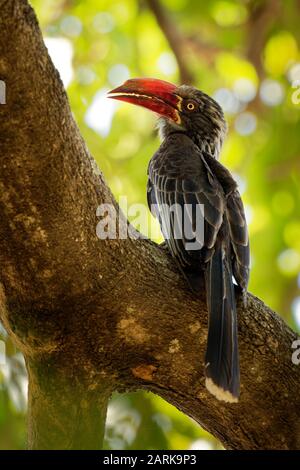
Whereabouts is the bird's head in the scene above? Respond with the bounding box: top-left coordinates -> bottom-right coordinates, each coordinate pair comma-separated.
108,78 -> 227,155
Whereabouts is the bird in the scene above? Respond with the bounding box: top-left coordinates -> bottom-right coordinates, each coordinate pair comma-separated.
108,78 -> 250,403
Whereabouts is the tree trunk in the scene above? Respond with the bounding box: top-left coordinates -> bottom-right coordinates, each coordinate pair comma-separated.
0,0 -> 299,450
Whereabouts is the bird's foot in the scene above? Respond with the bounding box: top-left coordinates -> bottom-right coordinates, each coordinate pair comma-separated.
159,241 -> 169,251
241,289 -> 248,309
235,286 -> 248,309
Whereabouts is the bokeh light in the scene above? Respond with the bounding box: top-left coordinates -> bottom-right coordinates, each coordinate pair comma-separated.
234,112 -> 257,135
60,15 -> 82,37
259,79 -> 284,106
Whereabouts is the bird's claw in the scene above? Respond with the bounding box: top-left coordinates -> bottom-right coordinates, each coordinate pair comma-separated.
159,241 -> 169,251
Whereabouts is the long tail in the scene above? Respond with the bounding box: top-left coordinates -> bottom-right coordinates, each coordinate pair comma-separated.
204,244 -> 240,403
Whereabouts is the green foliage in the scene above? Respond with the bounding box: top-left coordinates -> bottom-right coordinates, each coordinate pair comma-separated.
1,0 -> 300,450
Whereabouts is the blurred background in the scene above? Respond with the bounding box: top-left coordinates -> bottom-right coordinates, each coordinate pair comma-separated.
1,0 -> 300,450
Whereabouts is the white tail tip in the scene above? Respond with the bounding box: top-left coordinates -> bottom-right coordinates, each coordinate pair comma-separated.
205,378 -> 239,403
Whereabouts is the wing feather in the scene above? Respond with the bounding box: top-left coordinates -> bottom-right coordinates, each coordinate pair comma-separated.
147,134 -> 249,291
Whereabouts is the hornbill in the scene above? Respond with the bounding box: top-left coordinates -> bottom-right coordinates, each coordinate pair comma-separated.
108,78 -> 249,403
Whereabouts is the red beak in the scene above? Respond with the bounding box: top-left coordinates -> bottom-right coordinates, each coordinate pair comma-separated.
107,78 -> 181,124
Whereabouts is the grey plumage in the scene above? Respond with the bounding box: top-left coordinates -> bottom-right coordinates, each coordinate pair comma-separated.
148,88 -> 249,402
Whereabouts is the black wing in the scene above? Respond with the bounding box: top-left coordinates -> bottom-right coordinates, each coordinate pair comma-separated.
201,152 -> 249,291
226,189 -> 250,291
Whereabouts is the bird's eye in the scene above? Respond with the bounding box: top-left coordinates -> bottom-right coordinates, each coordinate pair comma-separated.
186,101 -> 196,111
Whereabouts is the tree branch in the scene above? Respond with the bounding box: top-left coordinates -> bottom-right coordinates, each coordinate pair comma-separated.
246,0 -> 281,79
185,36 -> 225,66
1,0 -> 300,450
146,0 -> 282,92
147,0 -> 227,71
145,0 -> 194,84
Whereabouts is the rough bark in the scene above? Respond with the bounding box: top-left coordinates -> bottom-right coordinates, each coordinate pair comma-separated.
0,0 -> 300,450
